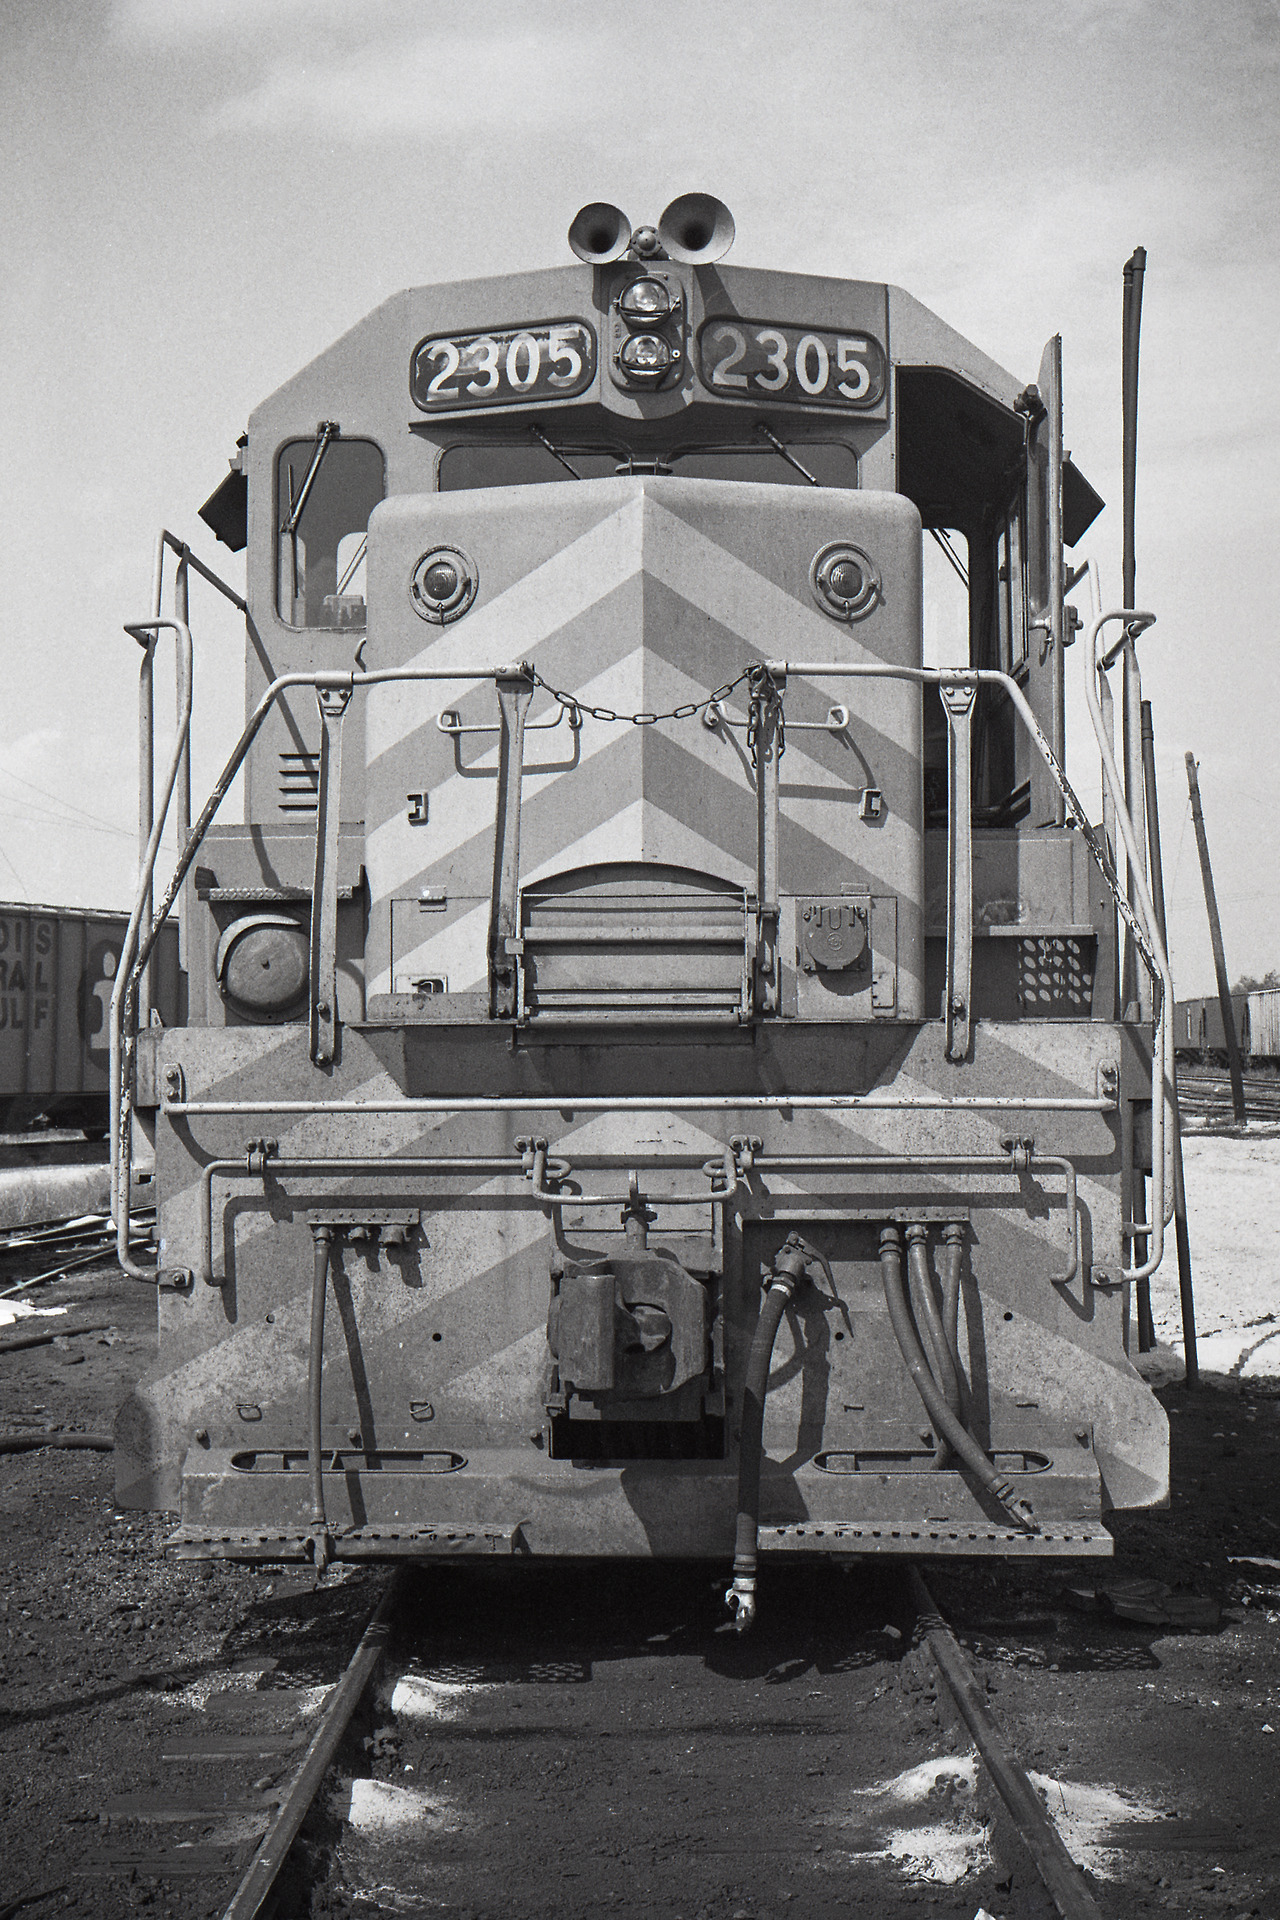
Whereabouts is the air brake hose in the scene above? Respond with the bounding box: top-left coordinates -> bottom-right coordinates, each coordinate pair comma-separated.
879,1225 -> 1036,1534
905,1224 -> 962,1464
941,1221 -> 964,1361
307,1223 -> 334,1573
725,1251 -> 805,1632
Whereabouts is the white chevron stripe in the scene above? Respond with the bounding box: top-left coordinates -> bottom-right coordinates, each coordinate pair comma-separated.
380,795 -> 757,996
365,494 -> 647,765
641,496 -> 892,668
365,646 -> 650,902
367,642 -> 916,923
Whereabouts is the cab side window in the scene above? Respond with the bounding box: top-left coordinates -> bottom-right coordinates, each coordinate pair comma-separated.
276,437 -> 384,629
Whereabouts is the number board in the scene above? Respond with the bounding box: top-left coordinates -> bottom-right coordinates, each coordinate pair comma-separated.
697,320 -> 886,410
410,321 -> 597,411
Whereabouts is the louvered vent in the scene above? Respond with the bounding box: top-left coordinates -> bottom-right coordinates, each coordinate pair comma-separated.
278,751 -> 320,815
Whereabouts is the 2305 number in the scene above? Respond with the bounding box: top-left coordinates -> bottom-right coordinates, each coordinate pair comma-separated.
697,320 -> 886,409
410,320 -> 597,411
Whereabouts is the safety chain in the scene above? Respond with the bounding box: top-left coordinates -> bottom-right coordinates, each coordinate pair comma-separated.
529,664 -> 754,729
745,663 -> 786,767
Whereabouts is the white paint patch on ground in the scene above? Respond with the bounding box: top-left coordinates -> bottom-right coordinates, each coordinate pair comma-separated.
825,1756 -> 1165,1886
823,1755 -> 989,1884
385,1672 -> 496,1722
1150,1132 -> 1280,1377
1026,1772 -> 1164,1876
0,1299 -> 69,1327
332,1777 -> 466,1834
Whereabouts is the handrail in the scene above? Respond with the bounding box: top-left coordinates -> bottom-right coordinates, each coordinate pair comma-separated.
193,1140 -> 1079,1291
525,1141 -> 740,1210
1083,611 -> 1175,1281
112,658 -> 554,1279
766,653 -> 1169,1282
111,618 -> 193,1276
154,528 -> 247,614
121,650 -> 1142,1287
120,534 -> 247,1269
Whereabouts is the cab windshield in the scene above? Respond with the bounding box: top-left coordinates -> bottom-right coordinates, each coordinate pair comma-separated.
437,439 -> 858,492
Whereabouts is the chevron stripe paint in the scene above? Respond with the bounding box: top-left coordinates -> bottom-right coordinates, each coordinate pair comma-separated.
363,477 -> 924,1013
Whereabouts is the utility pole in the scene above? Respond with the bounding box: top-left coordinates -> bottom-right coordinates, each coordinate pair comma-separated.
1185,752 -> 1247,1123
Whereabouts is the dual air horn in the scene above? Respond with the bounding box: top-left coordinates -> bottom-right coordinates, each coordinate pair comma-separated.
568,193 -> 735,266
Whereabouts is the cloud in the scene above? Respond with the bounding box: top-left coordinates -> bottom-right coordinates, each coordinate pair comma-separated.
0,728 -> 62,781
207,25 -> 616,141
111,0 -> 344,41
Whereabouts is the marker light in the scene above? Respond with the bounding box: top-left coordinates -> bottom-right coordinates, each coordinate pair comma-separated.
618,278 -> 672,325
410,545 -> 477,623
619,333 -> 676,382
810,542 -> 880,621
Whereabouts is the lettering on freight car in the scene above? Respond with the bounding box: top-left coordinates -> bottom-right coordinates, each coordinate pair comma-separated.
0,917 -> 56,1036
80,945 -> 118,1059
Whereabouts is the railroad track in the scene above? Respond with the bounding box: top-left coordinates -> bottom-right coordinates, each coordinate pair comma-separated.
1177,1068 -> 1280,1123
12,1565 -> 399,1918
24,1559 -> 1118,1919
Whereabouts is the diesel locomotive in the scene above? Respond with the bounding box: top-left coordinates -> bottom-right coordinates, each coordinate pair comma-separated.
111,196 -> 1174,1624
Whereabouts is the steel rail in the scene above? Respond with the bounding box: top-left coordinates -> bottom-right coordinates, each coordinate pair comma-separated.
909,1567 -> 1103,1919
220,1570 -> 402,1920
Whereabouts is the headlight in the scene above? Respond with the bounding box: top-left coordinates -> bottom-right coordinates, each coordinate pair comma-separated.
618,277 -> 672,325
618,333 -> 676,383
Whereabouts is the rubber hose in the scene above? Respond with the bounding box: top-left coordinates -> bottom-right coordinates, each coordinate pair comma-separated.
308,1227 -> 332,1538
906,1227 -> 962,1423
941,1226 -> 964,1360
879,1228 -> 1036,1532
0,1433 -> 113,1453
732,1280 -> 794,1579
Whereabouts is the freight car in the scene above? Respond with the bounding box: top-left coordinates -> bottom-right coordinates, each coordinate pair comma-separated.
0,902 -> 180,1137
110,197 -> 1174,1624
1173,990 -> 1280,1066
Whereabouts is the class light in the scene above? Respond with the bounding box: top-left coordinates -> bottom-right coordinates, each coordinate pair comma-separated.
618,333 -> 675,382
618,277 -> 672,325
827,558 -> 864,601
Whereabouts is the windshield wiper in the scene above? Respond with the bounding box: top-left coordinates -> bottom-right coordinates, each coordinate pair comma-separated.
280,420 -> 341,534
530,424 -> 583,480
754,421 -> 819,486
928,526 -> 970,589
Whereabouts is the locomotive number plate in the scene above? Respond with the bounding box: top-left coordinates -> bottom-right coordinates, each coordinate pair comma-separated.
410,320 -> 597,411
697,319 -> 886,409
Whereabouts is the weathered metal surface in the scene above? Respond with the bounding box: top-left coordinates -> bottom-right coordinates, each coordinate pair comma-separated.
110,1012 -> 1168,1545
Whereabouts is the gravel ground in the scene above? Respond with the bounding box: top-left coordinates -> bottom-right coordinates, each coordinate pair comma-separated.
2,1238 -> 1280,1919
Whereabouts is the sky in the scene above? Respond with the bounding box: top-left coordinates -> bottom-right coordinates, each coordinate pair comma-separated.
2,0 -> 1278,996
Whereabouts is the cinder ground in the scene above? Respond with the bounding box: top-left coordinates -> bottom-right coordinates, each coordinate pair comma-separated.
2,1109 -> 1279,1919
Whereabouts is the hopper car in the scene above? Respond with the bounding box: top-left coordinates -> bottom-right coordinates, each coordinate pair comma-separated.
110,196 -> 1175,1626
0,902 -> 179,1138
